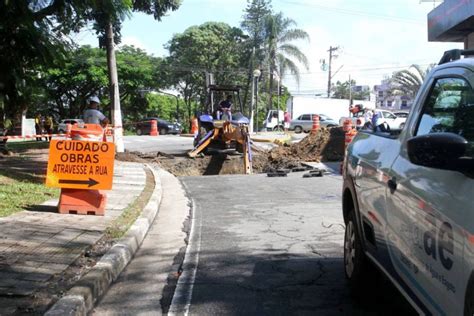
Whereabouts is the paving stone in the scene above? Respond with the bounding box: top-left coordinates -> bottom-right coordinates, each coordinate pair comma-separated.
0,161 -> 147,307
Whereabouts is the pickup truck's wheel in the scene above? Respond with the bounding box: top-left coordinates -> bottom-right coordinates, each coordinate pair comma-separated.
344,211 -> 370,291
136,128 -> 143,136
294,126 -> 303,133
399,122 -> 405,129
159,128 -> 167,135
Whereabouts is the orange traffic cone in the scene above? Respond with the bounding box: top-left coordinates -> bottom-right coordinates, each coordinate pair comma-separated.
191,117 -> 199,135
311,115 -> 320,133
150,119 -> 159,136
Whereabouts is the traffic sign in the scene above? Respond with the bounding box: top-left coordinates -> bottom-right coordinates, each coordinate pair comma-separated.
46,140 -> 115,190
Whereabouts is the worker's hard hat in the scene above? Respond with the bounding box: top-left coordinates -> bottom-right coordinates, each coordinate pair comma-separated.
89,96 -> 100,104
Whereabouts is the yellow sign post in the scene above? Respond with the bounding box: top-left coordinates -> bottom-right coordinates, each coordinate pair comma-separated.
46,140 -> 115,190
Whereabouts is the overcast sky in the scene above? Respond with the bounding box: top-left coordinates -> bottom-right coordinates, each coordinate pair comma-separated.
75,0 -> 461,94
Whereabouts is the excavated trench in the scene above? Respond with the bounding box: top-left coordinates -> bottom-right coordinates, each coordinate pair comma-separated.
116,127 -> 346,177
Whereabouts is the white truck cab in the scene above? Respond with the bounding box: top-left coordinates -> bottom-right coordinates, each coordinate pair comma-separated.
342,49 -> 474,315
263,109 -> 284,131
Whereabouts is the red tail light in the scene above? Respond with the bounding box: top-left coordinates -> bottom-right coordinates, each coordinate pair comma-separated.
356,119 -> 362,125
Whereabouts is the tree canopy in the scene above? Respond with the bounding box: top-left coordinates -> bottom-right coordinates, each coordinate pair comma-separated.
0,0 -> 181,121
164,22 -> 249,118
331,79 -> 369,100
389,64 -> 434,99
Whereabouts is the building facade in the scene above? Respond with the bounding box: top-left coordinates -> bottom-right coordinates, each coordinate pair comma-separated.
373,79 -> 414,111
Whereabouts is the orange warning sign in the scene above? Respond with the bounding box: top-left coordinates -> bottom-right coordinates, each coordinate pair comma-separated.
46,140 -> 115,190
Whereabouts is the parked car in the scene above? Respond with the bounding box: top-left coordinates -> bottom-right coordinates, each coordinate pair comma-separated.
339,109 -> 407,130
342,49 -> 474,315
135,117 -> 181,135
290,113 -> 338,133
393,111 -> 409,118
57,119 -> 84,133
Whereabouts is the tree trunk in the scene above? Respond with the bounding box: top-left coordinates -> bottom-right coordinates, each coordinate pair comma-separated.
268,70 -> 274,112
106,22 -> 124,152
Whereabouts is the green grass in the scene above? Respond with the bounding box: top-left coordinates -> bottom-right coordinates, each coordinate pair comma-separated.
123,129 -> 136,136
0,174 -> 59,217
5,140 -> 50,153
105,168 -> 154,239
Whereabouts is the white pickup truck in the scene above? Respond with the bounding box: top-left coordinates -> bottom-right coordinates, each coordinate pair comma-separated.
342,49 -> 474,315
339,109 -> 407,130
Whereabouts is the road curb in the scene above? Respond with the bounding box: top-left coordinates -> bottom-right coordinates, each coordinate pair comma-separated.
45,163 -> 163,316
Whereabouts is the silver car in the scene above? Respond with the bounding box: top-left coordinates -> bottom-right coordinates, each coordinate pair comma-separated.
290,113 -> 339,133
57,119 -> 84,133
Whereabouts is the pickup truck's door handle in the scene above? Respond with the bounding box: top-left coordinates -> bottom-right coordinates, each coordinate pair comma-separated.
388,177 -> 397,194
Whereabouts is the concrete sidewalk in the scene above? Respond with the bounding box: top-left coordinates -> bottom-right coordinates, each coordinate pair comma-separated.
0,161 -> 148,315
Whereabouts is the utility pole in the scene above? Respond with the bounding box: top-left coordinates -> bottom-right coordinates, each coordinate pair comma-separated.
327,46 -> 339,98
349,74 -> 352,103
106,22 -> 124,153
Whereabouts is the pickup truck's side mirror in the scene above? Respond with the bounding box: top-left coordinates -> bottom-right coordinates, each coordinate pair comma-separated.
407,133 -> 470,172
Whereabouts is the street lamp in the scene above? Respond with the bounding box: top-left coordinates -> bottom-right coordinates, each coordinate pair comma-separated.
252,69 -> 261,134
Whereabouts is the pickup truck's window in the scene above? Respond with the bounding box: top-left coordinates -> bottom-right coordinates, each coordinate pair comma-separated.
417,77 -> 474,156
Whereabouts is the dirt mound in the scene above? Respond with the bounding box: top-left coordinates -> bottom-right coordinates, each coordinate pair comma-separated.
116,127 -> 345,176
264,127 -> 345,170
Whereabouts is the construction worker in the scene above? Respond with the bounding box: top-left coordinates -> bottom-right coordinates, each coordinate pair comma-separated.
217,95 -> 233,121
44,115 -> 54,141
34,113 -> 43,141
83,96 -> 109,126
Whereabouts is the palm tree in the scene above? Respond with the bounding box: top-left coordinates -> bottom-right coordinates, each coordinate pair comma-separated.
264,12 -> 309,110
389,64 -> 435,98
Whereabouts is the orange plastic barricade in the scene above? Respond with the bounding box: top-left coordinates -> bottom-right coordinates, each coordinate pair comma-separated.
311,115 -> 320,133
50,123 -> 112,216
70,124 -> 104,141
150,120 -> 159,136
58,189 -> 107,215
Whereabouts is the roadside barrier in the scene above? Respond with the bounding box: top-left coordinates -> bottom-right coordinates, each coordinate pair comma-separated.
311,115 -> 320,133
0,133 -> 66,140
55,123 -> 111,216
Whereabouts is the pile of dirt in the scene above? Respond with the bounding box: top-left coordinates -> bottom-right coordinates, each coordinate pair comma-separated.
116,127 -> 345,176
263,127 -> 345,171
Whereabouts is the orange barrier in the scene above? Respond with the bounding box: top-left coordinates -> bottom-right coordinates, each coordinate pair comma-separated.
191,117 -> 199,135
58,189 -> 107,215
57,124 -> 109,216
150,119 -> 159,136
70,124 -> 104,141
311,115 -> 320,133
343,119 -> 352,132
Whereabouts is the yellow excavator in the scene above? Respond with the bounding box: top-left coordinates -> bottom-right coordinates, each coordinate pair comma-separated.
188,85 -> 252,174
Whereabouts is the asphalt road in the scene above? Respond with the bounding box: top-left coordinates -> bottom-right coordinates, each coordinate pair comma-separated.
123,135 -> 194,155
171,172 -> 415,315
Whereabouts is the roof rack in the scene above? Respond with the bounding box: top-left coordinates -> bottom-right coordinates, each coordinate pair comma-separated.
439,49 -> 474,65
